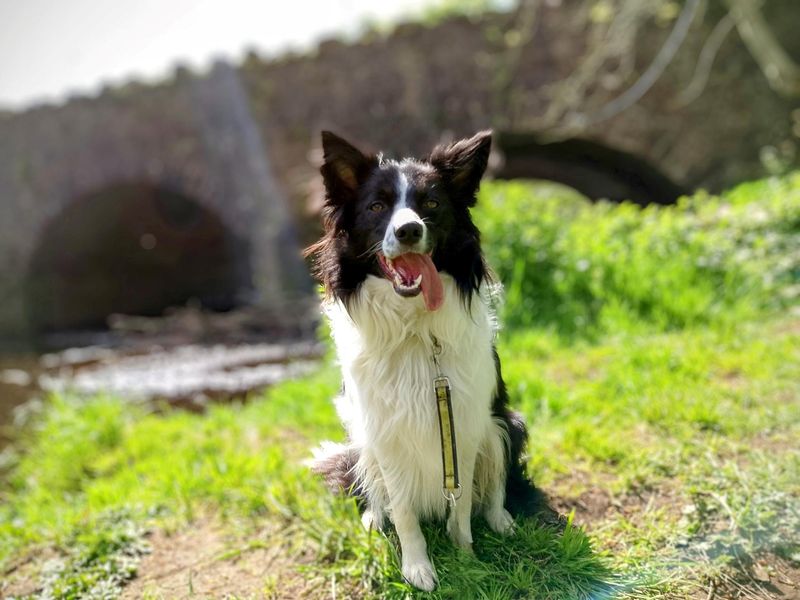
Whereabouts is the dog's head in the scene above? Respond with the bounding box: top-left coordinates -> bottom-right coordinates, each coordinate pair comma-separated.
307,130 -> 492,310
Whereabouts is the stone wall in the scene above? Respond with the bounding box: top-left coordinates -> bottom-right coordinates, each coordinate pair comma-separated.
0,65 -> 306,342
0,0 -> 797,343
239,1 -> 797,203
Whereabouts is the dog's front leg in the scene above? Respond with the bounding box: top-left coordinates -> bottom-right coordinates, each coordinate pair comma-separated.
391,500 -> 437,591
374,447 -> 437,590
483,421 -> 516,534
446,447 -> 475,551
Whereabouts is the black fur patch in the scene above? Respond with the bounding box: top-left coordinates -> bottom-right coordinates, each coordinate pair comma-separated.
311,443 -> 362,497
491,349 -> 565,528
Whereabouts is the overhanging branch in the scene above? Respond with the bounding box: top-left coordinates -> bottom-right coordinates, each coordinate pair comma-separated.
724,0 -> 800,97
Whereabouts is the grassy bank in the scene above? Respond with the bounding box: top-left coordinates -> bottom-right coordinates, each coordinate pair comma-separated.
2,175 -> 799,599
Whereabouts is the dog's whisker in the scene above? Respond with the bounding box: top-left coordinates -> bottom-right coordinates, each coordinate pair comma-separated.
357,242 -> 383,259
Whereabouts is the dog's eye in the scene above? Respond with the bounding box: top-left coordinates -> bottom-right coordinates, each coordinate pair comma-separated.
369,201 -> 386,213
423,199 -> 439,210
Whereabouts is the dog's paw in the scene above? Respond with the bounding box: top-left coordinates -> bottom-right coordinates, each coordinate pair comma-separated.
361,508 -> 385,532
486,507 -> 515,535
402,559 -> 437,592
448,530 -> 474,552
446,517 -> 474,551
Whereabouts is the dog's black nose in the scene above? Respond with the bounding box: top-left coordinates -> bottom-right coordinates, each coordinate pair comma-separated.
395,222 -> 423,244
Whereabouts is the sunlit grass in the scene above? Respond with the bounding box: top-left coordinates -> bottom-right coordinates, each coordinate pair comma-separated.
476,174 -> 800,336
2,173 -> 799,598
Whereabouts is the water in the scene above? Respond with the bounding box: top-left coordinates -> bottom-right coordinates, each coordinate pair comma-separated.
0,335 -> 323,449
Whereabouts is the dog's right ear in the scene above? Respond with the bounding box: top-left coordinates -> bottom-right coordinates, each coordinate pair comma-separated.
320,131 -> 376,203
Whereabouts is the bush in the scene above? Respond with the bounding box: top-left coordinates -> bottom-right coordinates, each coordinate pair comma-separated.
475,174 -> 800,337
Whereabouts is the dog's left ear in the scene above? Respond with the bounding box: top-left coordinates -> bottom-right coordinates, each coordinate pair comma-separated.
429,130 -> 492,205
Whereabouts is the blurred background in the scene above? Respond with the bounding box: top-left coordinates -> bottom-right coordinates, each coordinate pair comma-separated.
0,0 -> 798,441
2,2 -> 800,597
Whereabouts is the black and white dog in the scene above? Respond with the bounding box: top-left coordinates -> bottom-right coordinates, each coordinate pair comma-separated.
307,130 -> 553,591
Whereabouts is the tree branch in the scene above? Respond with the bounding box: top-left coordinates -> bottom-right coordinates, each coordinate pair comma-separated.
576,0 -> 702,125
672,12 -> 735,108
724,0 -> 800,97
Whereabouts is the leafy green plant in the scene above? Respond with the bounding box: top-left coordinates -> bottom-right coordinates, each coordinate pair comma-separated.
475,175 -> 800,337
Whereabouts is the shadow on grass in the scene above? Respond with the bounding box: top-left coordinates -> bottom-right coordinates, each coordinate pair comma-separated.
307,497 -> 625,600
411,518 -> 619,599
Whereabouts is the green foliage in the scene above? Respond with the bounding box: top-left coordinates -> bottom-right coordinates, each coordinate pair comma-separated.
3,174 -> 799,598
475,175 -> 800,337
0,367 -> 343,563
501,320 -> 800,480
416,0 -> 513,24
6,311 -> 797,597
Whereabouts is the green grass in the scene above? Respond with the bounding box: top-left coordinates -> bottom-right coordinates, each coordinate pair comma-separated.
2,174 -> 799,598
476,176 -> 800,336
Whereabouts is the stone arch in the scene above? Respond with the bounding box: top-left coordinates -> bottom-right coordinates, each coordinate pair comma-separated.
493,132 -> 688,205
25,182 -> 252,334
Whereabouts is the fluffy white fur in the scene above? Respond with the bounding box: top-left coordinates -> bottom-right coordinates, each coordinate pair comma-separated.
321,273 -> 514,590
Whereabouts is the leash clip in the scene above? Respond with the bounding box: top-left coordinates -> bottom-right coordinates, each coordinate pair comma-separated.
442,484 -> 463,509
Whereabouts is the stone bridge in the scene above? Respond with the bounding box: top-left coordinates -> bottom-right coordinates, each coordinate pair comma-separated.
1,1 -> 797,345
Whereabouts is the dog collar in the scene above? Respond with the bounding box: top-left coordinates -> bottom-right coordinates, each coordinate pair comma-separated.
431,336 -> 462,509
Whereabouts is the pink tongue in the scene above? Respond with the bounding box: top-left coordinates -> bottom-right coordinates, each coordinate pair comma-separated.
392,254 -> 444,311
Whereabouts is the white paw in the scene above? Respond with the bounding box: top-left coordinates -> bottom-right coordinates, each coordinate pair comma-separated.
486,507 -> 515,535
403,559 -> 437,591
446,517 -> 474,551
361,508 -> 384,531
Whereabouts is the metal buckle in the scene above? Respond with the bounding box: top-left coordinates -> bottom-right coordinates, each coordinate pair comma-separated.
442,484 -> 463,509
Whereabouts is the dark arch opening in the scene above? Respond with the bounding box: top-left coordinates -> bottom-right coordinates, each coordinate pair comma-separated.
493,132 -> 688,205
26,183 -> 252,336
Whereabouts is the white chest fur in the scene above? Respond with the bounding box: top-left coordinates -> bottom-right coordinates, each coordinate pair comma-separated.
325,274 -> 499,516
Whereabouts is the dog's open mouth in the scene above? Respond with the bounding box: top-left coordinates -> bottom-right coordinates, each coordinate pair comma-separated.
378,253 -> 444,311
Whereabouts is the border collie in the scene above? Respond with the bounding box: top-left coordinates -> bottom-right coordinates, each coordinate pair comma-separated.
307,130 -> 554,591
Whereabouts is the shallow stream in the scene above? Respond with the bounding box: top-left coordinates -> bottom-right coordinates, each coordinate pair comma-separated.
0,333 -> 323,449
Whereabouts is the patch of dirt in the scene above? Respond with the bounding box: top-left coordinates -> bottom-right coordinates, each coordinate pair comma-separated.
548,469 -> 619,524
771,317 -> 800,338
701,555 -> 800,600
549,469 -> 686,526
551,485 -> 615,524
121,518 -> 321,600
711,432 -> 800,474
1,546 -> 60,598
717,368 -> 747,390
551,471 -> 800,600
745,433 -> 799,458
